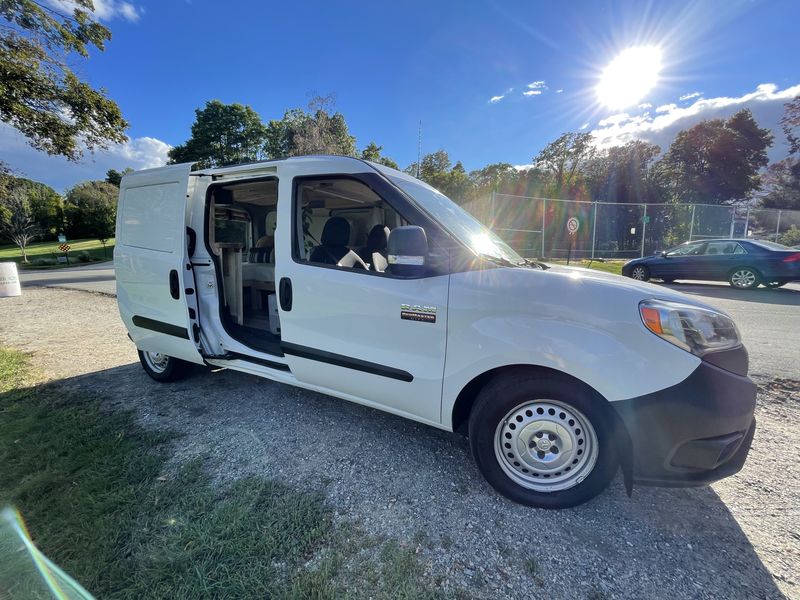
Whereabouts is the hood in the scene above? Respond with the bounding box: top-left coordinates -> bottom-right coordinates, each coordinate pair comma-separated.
529,263 -> 726,314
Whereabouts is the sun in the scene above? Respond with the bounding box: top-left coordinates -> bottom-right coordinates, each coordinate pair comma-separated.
596,46 -> 663,109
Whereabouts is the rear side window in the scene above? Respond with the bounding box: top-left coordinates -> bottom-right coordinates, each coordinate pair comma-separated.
119,183 -> 181,253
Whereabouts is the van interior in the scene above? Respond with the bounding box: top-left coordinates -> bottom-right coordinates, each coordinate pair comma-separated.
208,177 -> 406,354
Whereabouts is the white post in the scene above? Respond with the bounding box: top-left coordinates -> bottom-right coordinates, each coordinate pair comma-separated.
541,198 -> 546,258
490,190 -> 497,227
744,208 -> 750,238
775,210 -> 782,242
641,204 -> 647,257
591,202 -> 598,260
689,204 -> 696,241
729,207 -> 736,238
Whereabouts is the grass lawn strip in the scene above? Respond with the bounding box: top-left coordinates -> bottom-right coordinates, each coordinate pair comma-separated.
0,347 -> 440,599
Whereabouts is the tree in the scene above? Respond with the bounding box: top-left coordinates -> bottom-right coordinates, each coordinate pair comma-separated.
169,100 -> 268,168
64,181 -> 118,252
360,142 -> 399,169
0,188 -> 39,262
469,163 -> 520,194
532,132 -> 595,198
106,168 -> 134,187
265,95 -> 357,158
660,109 -> 773,204
0,0 -> 128,160
781,95 -> 800,157
760,158 -> 800,210
585,140 -> 663,204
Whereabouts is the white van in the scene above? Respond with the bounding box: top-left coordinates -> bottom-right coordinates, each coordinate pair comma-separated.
115,156 -> 757,508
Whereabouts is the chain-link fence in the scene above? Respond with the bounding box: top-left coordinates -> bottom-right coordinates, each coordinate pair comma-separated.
462,193 -> 800,259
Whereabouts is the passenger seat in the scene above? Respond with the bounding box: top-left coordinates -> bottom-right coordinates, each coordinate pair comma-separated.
310,217 -> 367,268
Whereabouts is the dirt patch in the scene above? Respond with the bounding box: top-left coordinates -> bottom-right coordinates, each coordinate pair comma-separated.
1,288 -> 797,599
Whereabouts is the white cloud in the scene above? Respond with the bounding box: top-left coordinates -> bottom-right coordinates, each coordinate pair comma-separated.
590,82 -> 800,162
527,80 -> 547,90
44,0 -> 142,22
638,103 -> 652,109
523,90 -> 542,97
489,95 -> 505,104
580,122 -> 590,130
0,122 -> 170,192
679,91 -> 702,101
555,89 -> 564,93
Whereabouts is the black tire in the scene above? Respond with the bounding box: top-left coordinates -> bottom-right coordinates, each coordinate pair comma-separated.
728,267 -> 760,290
629,264 -> 650,282
468,370 -> 619,509
137,350 -> 193,382
764,281 -> 787,288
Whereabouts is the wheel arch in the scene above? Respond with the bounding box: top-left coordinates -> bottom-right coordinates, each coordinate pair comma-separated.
727,264 -> 762,279
450,363 -> 634,495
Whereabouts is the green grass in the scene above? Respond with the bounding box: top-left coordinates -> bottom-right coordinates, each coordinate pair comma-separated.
0,238 -> 114,268
0,348 -> 441,599
549,258 -> 625,276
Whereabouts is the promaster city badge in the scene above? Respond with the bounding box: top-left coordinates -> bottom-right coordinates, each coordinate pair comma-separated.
401,304 -> 437,323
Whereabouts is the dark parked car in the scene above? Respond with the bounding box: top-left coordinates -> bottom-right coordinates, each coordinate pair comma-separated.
622,239 -> 800,289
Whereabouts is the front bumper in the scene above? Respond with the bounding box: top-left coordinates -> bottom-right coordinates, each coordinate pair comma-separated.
612,355 -> 757,487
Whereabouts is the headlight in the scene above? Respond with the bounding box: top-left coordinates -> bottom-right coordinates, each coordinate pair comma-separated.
639,299 -> 741,356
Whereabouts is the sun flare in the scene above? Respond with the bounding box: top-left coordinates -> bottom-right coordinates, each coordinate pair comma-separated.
596,46 -> 663,109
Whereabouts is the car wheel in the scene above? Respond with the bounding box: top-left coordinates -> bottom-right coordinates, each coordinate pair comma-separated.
629,265 -> 650,281
728,267 -> 760,290
138,350 -> 192,382
468,371 -> 619,509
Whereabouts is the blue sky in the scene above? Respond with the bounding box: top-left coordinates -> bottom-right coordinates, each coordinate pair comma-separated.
2,0 -> 799,190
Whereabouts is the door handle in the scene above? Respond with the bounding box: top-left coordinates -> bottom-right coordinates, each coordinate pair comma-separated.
169,270 -> 180,299
279,277 -> 292,311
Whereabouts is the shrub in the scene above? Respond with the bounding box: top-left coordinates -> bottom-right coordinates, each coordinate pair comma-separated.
76,251 -> 92,263
31,257 -> 57,266
779,225 -> 800,247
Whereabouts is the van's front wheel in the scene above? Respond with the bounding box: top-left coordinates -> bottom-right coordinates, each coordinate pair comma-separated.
138,350 -> 192,382
468,372 -> 618,508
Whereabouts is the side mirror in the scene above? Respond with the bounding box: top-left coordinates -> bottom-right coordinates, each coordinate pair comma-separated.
661,251 -> 668,257
388,226 -> 427,277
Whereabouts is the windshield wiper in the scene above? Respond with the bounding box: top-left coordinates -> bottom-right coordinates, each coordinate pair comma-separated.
520,258 -> 550,270
477,253 -> 519,268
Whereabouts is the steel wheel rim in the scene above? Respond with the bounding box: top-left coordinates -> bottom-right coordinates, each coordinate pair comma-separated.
494,399 -> 599,493
143,351 -> 169,373
731,269 -> 756,288
631,266 -> 646,280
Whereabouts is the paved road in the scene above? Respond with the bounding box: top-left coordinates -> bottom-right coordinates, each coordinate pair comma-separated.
18,261 -> 116,295
18,264 -> 799,379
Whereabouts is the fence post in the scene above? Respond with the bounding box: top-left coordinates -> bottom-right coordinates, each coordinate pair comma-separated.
591,201 -> 598,260
729,207 -> 736,238
641,203 -> 647,257
775,210 -> 782,242
490,191 -> 496,227
689,204 -> 696,241
744,208 -> 750,238
541,198 -> 546,258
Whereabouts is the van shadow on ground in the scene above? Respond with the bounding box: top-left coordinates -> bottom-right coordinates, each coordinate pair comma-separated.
57,362 -> 787,599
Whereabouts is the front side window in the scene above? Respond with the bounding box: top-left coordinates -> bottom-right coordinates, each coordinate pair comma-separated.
387,175 -> 523,264
667,242 -> 704,256
293,177 -> 407,273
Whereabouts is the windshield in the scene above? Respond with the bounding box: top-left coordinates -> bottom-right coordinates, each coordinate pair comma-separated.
388,175 -> 524,263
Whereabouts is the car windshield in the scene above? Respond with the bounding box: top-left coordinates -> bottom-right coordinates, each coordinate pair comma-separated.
387,175 -> 524,264
747,240 -> 790,251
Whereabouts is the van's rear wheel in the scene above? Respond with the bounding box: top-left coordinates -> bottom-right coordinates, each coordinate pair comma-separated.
468,371 -> 618,508
138,350 -> 192,382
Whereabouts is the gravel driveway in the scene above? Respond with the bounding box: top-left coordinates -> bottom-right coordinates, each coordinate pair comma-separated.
1,288 -> 797,599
